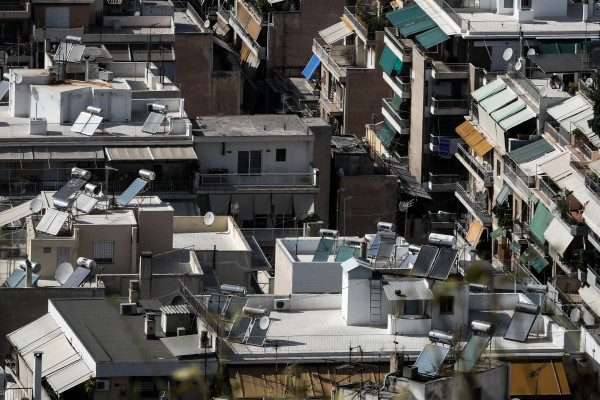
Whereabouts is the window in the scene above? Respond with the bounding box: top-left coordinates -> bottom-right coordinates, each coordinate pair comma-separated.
238,150 -> 262,174
521,0 -> 531,9
404,300 -> 420,316
440,296 -> 454,314
276,148 -> 286,162
93,241 -> 114,264
43,247 -> 52,254
496,159 -> 502,176
503,0 -> 512,8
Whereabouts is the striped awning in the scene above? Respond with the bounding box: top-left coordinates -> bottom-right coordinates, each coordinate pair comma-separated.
455,120 -> 493,157
499,107 -> 536,130
479,89 -> 518,113
416,27 -> 450,49
319,21 -> 353,45
490,99 -> 526,123
471,79 -> 507,102
508,139 -> 554,164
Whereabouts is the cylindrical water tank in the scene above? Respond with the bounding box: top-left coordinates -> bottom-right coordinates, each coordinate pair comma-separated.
71,167 -> 91,180
77,257 -> 97,269
428,233 -> 456,247
221,284 -> 246,296
139,169 -> 156,181
428,330 -> 456,345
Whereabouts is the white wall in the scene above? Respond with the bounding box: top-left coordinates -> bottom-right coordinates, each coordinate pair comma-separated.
292,262 -> 342,293
582,326 -> 600,391
532,0 -> 566,17
431,281 -> 469,333
91,88 -> 132,122
343,276 -> 371,326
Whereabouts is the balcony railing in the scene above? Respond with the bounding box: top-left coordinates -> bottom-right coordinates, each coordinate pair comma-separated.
431,97 -> 469,114
313,38 -> 351,79
228,9 -> 265,59
455,143 -> 493,183
383,28 -> 413,58
344,6 -> 370,41
199,173 -> 316,187
320,92 -> 344,114
382,99 -> 410,129
455,181 -> 492,225
539,179 -> 558,202
545,122 -> 571,146
431,62 -> 469,79
240,227 -> 304,243
522,221 -> 546,249
504,162 -> 531,197
430,0 -> 469,32
586,175 -> 600,202
388,75 -> 411,93
507,63 -> 542,104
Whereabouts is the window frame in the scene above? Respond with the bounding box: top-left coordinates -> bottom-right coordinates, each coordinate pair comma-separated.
93,241 -> 115,264
275,148 -> 286,162
439,296 -> 454,314
237,150 -> 262,174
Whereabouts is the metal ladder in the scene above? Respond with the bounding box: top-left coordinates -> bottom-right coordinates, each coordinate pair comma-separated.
370,279 -> 382,327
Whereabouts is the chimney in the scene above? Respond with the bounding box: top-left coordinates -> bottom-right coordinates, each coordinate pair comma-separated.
139,252 -> 152,300
26,261 -> 32,288
33,352 -> 43,400
129,280 -> 140,304
359,239 -> 367,259
145,312 -> 156,338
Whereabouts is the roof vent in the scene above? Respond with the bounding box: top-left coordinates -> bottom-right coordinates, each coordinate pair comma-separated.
29,118 -> 47,136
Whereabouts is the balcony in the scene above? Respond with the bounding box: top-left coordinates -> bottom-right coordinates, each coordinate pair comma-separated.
0,1 -> 30,18
0,180 -> 195,197
425,173 -> 462,192
381,99 -> 409,134
538,179 -> 558,203
586,175 -> 600,202
228,10 -> 266,59
429,211 -> 466,230
313,38 -> 355,80
455,143 -> 493,185
343,6 -> 373,42
545,121 -> 571,147
320,92 -> 344,116
522,221 -> 546,249
430,97 -> 469,115
504,162 -> 532,198
382,73 -> 411,98
455,181 -> 492,225
384,28 -> 413,63
431,62 -> 469,80
198,172 -> 317,188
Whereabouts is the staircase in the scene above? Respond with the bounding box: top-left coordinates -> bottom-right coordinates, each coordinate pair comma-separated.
370,279 -> 382,327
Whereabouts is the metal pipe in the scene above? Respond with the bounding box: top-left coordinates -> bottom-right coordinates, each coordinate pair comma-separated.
33,352 -> 43,400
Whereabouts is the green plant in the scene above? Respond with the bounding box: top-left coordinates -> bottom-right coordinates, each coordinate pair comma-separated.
553,191 -> 583,225
84,376 -> 96,400
572,127 -> 585,142
492,202 -> 513,227
571,248 -> 600,270
588,72 -> 600,137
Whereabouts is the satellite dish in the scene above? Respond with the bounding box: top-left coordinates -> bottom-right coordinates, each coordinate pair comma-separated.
502,48 -> 513,61
204,211 -> 215,226
515,61 -> 522,71
170,295 -> 185,305
570,307 -> 582,322
30,198 -> 43,213
539,86 -> 548,97
15,74 -> 22,84
586,77 -> 594,87
32,87 -> 39,102
204,20 -> 211,29
55,262 -> 74,285
259,316 -> 270,330
527,48 -> 536,56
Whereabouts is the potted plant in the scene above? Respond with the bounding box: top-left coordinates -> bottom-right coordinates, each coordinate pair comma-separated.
554,191 -> 588,236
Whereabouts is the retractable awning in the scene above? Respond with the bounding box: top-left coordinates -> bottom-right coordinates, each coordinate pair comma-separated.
496,184 -> 511,204
490,99 -> 526,123
455,120 -> 493,157
471,79 -> 507,102
293,194 -> 315,218
579,286 -> 600,317
319,21 -> 353,45
490,227 -> 506,239
529,203 -> 553,244
479,89 -> 518,113
560,109 -> 593,134
378,119 -> 399,147
302,54 -> 321,80
547,96 -> 590,123
539,151 -> 572,182
34,146 -> 103,160
508,139 -> 554,164
544,219 -> 573,258
400,17 -> 436,36
386,4 -> 427,29
380,46 -> 398,76
209,194 -> 231,215
519,150 -> 560,176
583,200 -> 600,235
499,107 -> 536,130
519,247 -> 549,272
465,219 -> 484,247
416,27 -> 450,49
149,146 -> 197,160
105,146 -> 153,161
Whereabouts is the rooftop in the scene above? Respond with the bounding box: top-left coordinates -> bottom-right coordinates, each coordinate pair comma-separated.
192,115 -> 312,138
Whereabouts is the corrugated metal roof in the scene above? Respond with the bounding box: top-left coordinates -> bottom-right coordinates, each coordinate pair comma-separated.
544,219 -> 573,257
34,146 -> 103,160
410,245 -> 439,277
508,139 -> 554,164
428,248 -> 458,280
149,146 -> 197,160
471,79 -> 506,102
319,21 -> 353,45
105,146 -> 153,161
160,304 -> 191,315
382,278 -> 434,300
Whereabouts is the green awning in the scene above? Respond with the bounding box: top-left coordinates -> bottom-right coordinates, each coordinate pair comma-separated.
508,139 -> 554,164
537,40 -> 560,54
378,119 -> 399,147
496,184 -> 511,204
520,247 -> 549,273
529,203 -> 553,244
472,79 -> 507,102
416,27 -> 450,49
499,107 -> 536,130
479,89 -> 518,113
379,46 -> 397,76
538,39 -> 586,55
391,94 -> 403,110
393,57 -> 403,74
386,5 -> 427,29
529,193 -> 539,205
509,241 -> 521,252
400,17 -> 436,36
490,228 -> 506,239
490,99 -> 526,122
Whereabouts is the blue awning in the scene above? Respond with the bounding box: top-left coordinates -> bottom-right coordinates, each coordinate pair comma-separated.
302,54 -> 321,80
416,27 -> 450,49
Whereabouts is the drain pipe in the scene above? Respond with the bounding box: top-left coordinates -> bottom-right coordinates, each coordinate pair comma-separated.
33,351 -> 43,400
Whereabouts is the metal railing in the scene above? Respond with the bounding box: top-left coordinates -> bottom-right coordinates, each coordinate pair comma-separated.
581,142 -> 594,160
504,162 -> 531,197
0,2 -> 28,11
539,179 -> 558,202
430,134 -> 458,146
456,143 -> 493,183
431,62 -> 470,74
431,97 -> 469,110
579,78 -> 593,101
429,173 -> 462,185
383,28 -> 413,57
522,221 -> 545,248
312,39 -> 349,79
431,0 -> 469,32
387,75 -> 411,93
228,9 -> 265,59
586,175 -> 600,201
545,122 -> 571,146
455,181 -> 492,224
199,173 -> 316,187
240,227 -> 304,242
344,6 -> 369,41
429,211 -> 466,223
382,99 -> 410,128
320,92 -> 344,113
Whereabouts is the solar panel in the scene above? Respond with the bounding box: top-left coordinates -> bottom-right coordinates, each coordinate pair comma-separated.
228,316 -> 252,343
223,296 -> 247,321
414,344 -> 449,376
208,294 -> 228,316
141,112 -> 166,134
71,112 -> 92,133
411,245 -> 440,277
73,194 -> 99,213
0,81 -> 9,100
53,177 -> 87,202
376,236 -> 396,262
36,208 -> 59,233
0,198 -> 39,228
455,335 -> 491,373
46,211 -> 68,236
368,233 -> 381,257
62,266 -> 91,288
81,114 -> 103,136
2,269 -> 25,287
335,246 -> 357,262
312,238 -> 334,262
247,317 -> 270,346
428,248 -> 458,280
504,302 -> 540,343
116,178 -> 148,206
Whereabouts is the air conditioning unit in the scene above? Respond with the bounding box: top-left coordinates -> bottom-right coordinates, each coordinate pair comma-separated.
99,70 -> 113,82
273,298 -> 291,311
96,380 -> 110,391
120,303 -> 137,315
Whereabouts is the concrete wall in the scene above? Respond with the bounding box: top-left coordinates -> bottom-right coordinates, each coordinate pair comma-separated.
173,215 -> 230,233
78,223 -> 137,275
431,281 -> 469,333
32,4 -> 91,30
136,207 -> 174,257
269,0 -> 351,68
408,48 -> 426,183
292,262 -> 341,293
27,219 -> 80,279
343,32 -> 393,138
305,118 -> 332,226
0,287 -> 105,356
174,33 -> 242,117
342,276 -> 371,326
100,273 -> 203,298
